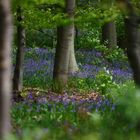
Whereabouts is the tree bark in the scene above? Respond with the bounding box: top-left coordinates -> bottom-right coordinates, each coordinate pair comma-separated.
13,7 -> 25,93
117,36 -> 127,50
53,26 -> 71,84
53,0 -> 76,85
68,33 -> 79,74
124,0 -> 140,87
68,20 -> 78,74
0,0 -> 12,138
102,21 -> 117,48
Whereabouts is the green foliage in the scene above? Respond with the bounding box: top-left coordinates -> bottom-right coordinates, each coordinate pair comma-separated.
94,67 -> 118,94
75,27 -> 101,49
24,76 -> 51,89
34,0 -> 64,6
104,47 -> 127,62
52,80 -> 65,93
76,3 -> 120,27
12,0 -> 68,31
95,44 -> 127,62
68,77 -> 95,93
24,8 -> 67,29
116,14 -> 125,39
11,0 -> 126,50
98,83 -> 140,140
68,69 -> 119,95
11,99 -> 94,139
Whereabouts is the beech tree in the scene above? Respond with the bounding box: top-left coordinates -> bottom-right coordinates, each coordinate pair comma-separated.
0,0 -> 12,138
53,0 -> 76,86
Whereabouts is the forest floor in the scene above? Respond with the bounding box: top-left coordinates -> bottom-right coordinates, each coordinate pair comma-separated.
11,48 -> 135,140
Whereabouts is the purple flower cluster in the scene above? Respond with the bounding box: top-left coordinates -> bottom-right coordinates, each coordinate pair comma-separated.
23,48 -> 132,83
75,49 -> 132,81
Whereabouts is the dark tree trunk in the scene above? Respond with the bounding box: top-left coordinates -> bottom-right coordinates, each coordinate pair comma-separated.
53,0 -> 75,88
75,26 -> 78,40
13,7 -> 25,96
102,21 -> 117,48
124,1 -> 140,87
117,36 -> 127,50
75,26 -> 79,48
117,0 -> 140,87
0,0 -> 12,138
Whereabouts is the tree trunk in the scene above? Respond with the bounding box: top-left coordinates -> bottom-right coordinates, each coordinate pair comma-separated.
102,21 -> 117,48
68,34 -> 79,74
117,36 -> 127,50
124,1 -> 140,88
0,0 -> 12,138
13,7 -> 25,93
53,0 -> 75,86
53,26 -> 71,84
68,25 -> 79,74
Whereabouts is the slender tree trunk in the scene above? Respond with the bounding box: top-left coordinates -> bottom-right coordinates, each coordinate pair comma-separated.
0,0 -> 12,138
13,7 -> 25,93
53,0 -> 75,86
124,0 -> 140,87
102,21 -> 117,48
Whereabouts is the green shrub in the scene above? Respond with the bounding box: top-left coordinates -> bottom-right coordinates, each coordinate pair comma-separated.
94,67 -> 118,94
